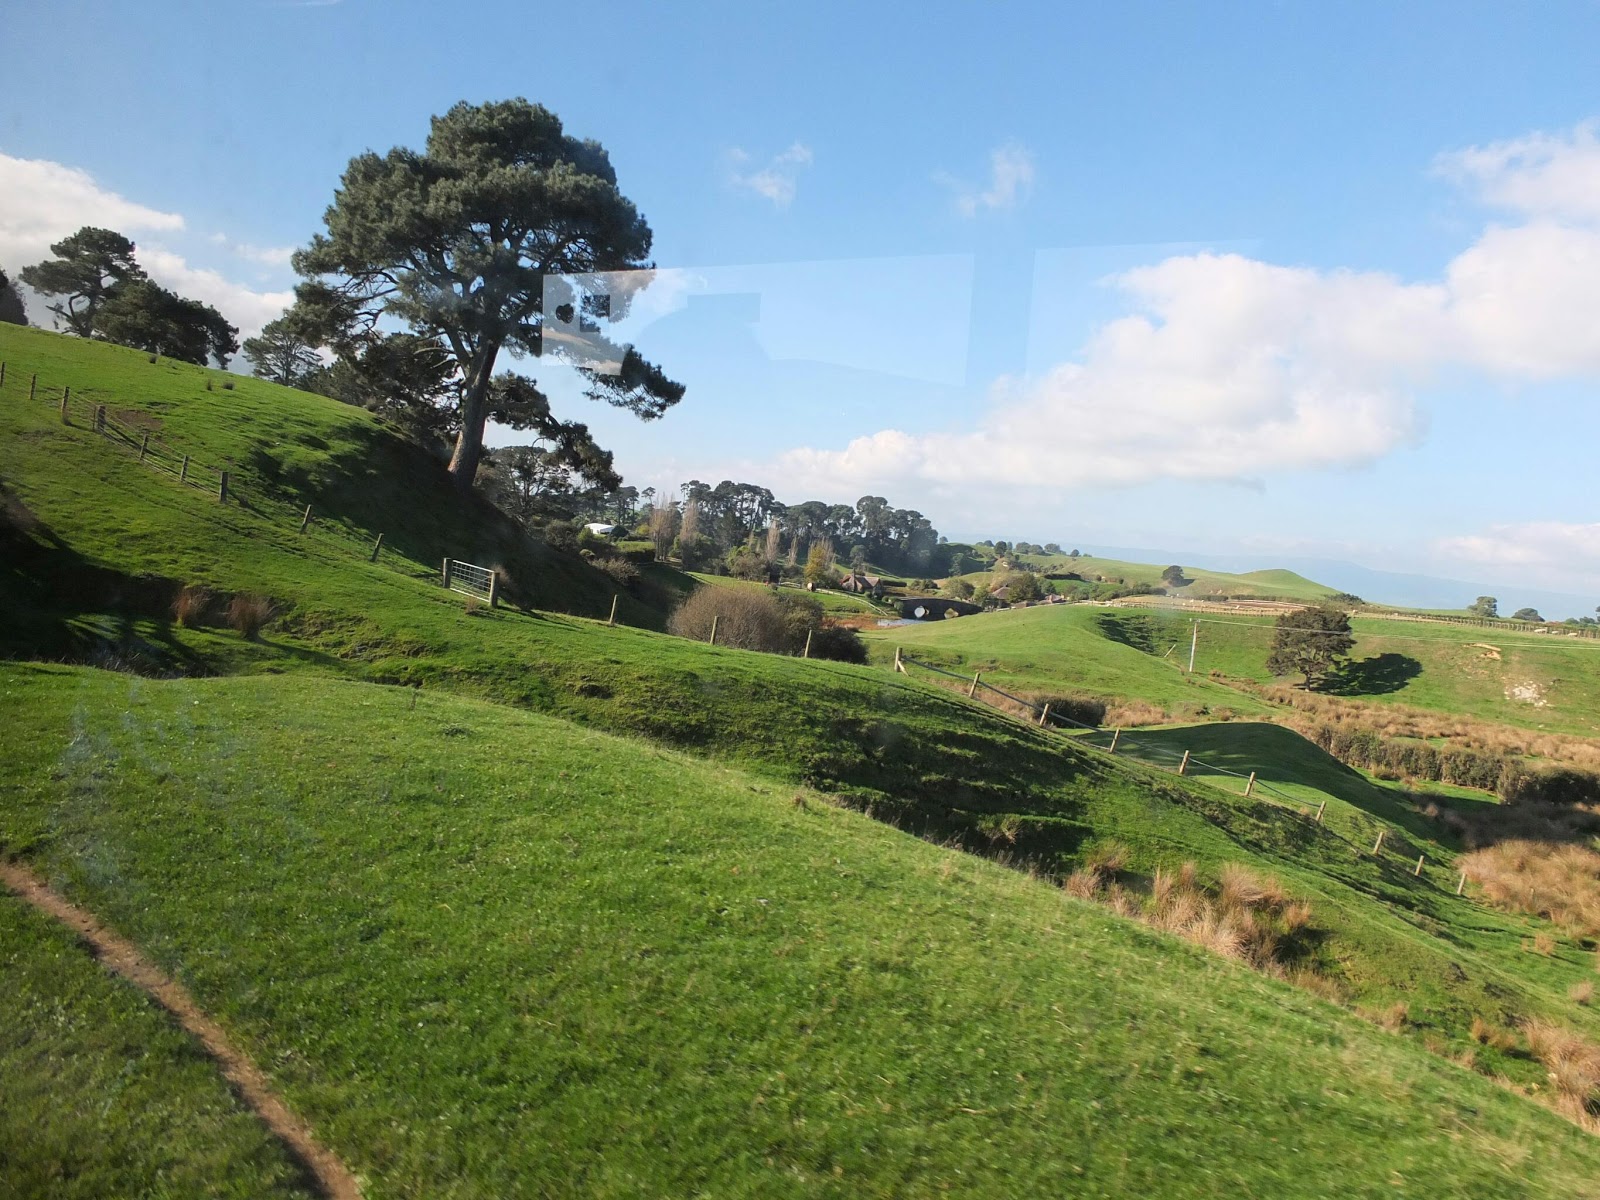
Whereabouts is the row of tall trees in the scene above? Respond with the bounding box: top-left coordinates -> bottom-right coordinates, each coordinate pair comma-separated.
15,228 -> 238,366
647,484 -> 947,577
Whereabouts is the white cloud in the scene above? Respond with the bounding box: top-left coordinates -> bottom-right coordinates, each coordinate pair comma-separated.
1436,122 -> 1600,224
941,141 -> 1035,217
135,246 -> 294,343
208,232 -> 296,267
727,142 -> 813,208
1435,522 -> 1600,594
779,121 -> 1600,498
0,153 -> 291,342
0,153 -> 184,271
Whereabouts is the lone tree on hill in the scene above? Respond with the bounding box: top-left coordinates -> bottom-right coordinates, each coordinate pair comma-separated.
1469,596 -> 1499,618
1267,604 -> 1356,689
20,227 -> 145,336
1161,564 -> 1188,587
243,315 -> 323,387
290,98 -> 684,488
1512,607 -> 1544,623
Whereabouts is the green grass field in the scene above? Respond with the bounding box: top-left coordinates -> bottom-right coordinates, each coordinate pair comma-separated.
868,599 -> 1600,739
9,665 -> 1600,1197
957,553 -> 1340,602
9,324 -> 1600,1194
865,603 -> 1271,717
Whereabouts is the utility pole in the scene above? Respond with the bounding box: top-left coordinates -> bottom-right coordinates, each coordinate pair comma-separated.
1187,620 -> 1198,674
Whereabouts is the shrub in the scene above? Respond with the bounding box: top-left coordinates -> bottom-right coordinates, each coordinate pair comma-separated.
226,592 -> 273,639
1026,693 -> 1107,729
540,520 -> 580,554
594,556 -> 639,589
668,586 -> 790,652
172,584 -> 213,627
806,623 -> 867,664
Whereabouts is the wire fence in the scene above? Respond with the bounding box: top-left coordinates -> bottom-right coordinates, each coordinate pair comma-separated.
1,361 -> 476,603
898,650 -> 1330,815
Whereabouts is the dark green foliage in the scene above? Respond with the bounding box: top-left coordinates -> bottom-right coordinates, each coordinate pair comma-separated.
19,227 -> 144,336
242,315 -> 321,387
1161,564 -> 1188,586
807,622 -> 868,664
1512,608 -> 1544,623
1029,693 -> 1109,728
92,279 -> 239,368
292,98 -> 682,486
0,267 -> 27,326
1470,596 -> 1499,618
1267,604 -> 1356,689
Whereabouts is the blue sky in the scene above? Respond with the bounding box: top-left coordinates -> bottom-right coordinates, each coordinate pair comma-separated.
3,1 -> 1600,611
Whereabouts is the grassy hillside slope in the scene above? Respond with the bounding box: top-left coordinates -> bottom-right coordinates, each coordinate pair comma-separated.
7,665 -> 1600,1197
0,324 -> 649,629
865,603 -> 1269,718
1,889 -> 317,1198
9,327 -> 1600,1191
959,553 -> 1340,602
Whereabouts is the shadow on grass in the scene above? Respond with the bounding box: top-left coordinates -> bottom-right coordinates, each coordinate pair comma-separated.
0,482 -> 341,678
1322,653 -> 1423,696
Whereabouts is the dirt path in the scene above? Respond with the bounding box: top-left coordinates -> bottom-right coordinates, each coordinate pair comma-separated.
0,860 -> 362,1200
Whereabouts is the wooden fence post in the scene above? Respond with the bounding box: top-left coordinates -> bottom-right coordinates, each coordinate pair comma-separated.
893,646 -> 903,673
94,403 -> 104,433
29,374 -> 36,401
1414,854 -> 1425,876
0,362 -> 5,387
139,433 -> 149,462
1245,771 -> 1256,797
59,392 -> 69,424
1315,800 -> 1327,824
1109,728 -> 1120,753
709,614 -> 718,645
218,471 -> 228,503
967,670 -> 981,698
487,570 -> 499,609
608,594 -> 618,627
180,455 -> 189,483
442,558 -> 452,589
1456,872 -> 1466,896
369,533 -> 383,563
1372,830 -> 1386,855
802,628 -> 812,658
299,505 -> 312,533
1038,703 -> 1051,727
1178,750 -> 1191,775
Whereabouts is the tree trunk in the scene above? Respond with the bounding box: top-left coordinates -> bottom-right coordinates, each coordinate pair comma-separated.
446,345 -> 501,488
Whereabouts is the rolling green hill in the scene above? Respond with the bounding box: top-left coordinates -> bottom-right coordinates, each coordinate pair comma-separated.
8,665 -> 1600,1197
8,324 -> 1600,1193
959,552 -> 1341,602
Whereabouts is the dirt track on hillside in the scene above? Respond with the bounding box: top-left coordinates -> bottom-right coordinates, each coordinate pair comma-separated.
0,859 -> 362,1200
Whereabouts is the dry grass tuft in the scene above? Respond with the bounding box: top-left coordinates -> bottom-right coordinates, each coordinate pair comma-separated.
1063,869 -> 1101,900
172,585 -> 212,628
1377,1001 -> 1410,1032
1570,981 -> 1594,1007
1471,1015 -> 1519,1052
1534,931 -> 1559,957
1068,856 -> 1318,977
1086,841 -> 1130,875
1459,840 -> 1600,939
225,593 -> 273,640
1521,1017 -> 1600,1120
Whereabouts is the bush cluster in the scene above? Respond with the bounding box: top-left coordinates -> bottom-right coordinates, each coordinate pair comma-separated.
667,586 -> 867,663
1308,721 -> 1600,804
